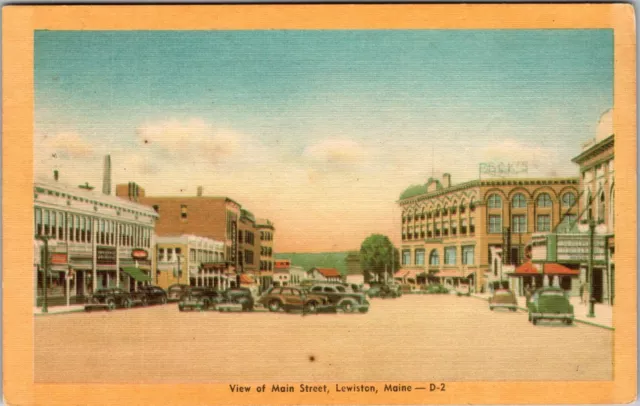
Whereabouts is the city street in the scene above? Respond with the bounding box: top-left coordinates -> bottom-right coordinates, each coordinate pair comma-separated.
35,294 -> 612,383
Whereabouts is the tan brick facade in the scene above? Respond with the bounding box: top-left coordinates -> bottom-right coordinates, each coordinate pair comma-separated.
398,175 -> 579,292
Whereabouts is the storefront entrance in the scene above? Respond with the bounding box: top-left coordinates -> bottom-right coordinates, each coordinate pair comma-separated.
592,268 -> 603,303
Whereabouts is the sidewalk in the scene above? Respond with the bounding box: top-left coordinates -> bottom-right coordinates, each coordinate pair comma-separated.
34,304 -> 85,315
471,292 -> 613,330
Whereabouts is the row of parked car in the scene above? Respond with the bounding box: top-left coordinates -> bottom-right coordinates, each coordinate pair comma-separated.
487,286 -> 575,325
84,286 -> 169,311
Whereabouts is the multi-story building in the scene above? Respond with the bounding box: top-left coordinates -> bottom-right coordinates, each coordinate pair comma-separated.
155,235 -> 226,289
116,183 -> 275,291
34,174 -> 158,306
257,218 -> 275,288
531,134 -> 615,304
397,174 -> 579,293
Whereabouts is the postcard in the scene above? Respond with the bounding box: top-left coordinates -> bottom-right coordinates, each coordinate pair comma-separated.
2,4 -> 636,405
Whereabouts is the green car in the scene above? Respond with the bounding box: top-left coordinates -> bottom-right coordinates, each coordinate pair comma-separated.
527,287 -> 574,325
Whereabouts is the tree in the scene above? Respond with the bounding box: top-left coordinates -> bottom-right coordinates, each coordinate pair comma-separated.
359,234 -> 400,283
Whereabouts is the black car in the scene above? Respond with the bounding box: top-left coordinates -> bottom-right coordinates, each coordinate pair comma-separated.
167,284 -> 190,302
223,287 -> 255,311
85,288 -> 140,311
308,283 -> 370,313
178,287 -> 226,311
137,286 -> 168,306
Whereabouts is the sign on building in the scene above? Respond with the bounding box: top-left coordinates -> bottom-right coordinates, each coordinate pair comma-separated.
479,161 -> 528,178
96,246 -> 117,265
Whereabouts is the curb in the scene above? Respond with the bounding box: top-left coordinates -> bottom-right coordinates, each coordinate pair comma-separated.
471,295 -> 613,330
34,309 -> 86,316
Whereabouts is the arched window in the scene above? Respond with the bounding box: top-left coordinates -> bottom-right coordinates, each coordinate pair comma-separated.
562,192 -> 576,207
512,193 -> 526,208
488,194 -> 502,209
609,187 -> 615,229
536,193 -> 552,208
429,249 -> 440,266
598,190 -> 606,222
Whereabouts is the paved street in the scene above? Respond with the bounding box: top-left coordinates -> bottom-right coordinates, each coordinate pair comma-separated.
35,295 -> 612,383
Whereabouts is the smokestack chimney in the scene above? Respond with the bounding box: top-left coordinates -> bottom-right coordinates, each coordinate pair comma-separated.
442,173 -> 451,188
197,186 -> 203,197
102,155 -> 112,195
53,170 -> 59,182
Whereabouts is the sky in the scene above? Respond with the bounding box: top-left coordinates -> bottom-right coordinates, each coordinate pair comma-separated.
34,29 -> 613,252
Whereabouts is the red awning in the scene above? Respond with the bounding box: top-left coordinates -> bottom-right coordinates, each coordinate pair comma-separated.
240,274 -> 255,284
542,263 -> 580,275
510,262 -> 579,276
394,270 -> 409,278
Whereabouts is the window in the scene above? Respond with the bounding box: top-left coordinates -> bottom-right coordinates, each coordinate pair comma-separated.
245,250 -> 254,264
415,249 -> 425,265
428,250 -> 439,266
598,191 -> 606,222
152,205 -> 159,213
402,250 -> 411,265
512,214 -> 526,233
444,247 -> 456,265
180,205 -> 187,219
562,192 -> 576,207
35,208 -> 42,236
488,215 -> 502,233
462,246 -> 475,265
537,193 -> 552,208
512,193 -> 526,208
537,215 -> 551,232
158,248 -> 165,262
488,194 -> 502,209
167,248 -> 174,261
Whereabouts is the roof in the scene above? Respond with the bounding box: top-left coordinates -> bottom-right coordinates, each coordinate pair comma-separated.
394,269 -> 422,279
311,268 -> 341,278
571,134 -> 614,164
510,262 -> 579,276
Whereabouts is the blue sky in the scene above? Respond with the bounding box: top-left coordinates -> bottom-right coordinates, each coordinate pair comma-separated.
34,29 -> 613,251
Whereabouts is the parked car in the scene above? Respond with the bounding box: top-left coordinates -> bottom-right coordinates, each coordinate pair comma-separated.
489,289 -> 518,311
137,286 -> 168,306
223,287 -> 255,311
178,287 -> 226,311
308,283 -> 370,313
258,287 -> 333,313
527,287 -> 574,325
167,284 -> 190,302
425,284 -> 449,294
85,288 -> 140,311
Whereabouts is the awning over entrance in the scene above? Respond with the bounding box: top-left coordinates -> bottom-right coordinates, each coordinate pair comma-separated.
240,274 -> 255,284
510,262 -> 579,277
121,266 -> 151,282
394,270 -> 408,278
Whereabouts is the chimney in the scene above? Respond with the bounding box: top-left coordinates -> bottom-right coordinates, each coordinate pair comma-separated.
53,170 -> 59,182
442,173 -> 451,188
102,155 -> 112,195
197,186 -> 203,197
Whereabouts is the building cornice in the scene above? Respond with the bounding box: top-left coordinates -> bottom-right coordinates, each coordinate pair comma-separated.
571,134 -> 614,164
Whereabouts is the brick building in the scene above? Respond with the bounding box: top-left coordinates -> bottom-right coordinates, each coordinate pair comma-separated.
116,183 -> 275,290
397,174 -> 579,293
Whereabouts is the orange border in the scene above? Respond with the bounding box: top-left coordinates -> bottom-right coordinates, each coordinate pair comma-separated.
3,5 -> 636,405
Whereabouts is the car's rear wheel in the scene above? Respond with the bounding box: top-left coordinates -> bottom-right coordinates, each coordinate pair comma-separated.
489,306 -> 494,311
268,300 -> 281,312
532,317 -> 538,325
160,296 -> 167,305
565,319 -> 573,325
340,300 -> 355,313
510,308 -> 517,312
141,297 -> 149,307
106,298 -> 116,311
201,299 -> 210,311
122,298 -> 132,309
305,301 -> 318,313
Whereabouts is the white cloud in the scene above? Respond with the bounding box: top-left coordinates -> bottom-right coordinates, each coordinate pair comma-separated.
303,138 -> 371,165
36,131 -> 95,160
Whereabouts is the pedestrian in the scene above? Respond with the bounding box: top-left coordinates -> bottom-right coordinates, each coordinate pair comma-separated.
579,281 -> 585,304
525,285 -> 533,304
581,282 -> 589,305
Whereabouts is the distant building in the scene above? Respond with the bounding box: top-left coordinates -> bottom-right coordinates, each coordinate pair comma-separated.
344,251 -> 364,285
307,267 -> 342,282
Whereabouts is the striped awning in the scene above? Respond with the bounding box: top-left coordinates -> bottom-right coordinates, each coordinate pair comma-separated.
121,267 -> 151,282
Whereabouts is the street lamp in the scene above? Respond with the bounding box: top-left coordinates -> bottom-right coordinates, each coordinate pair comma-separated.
578,218 -> 596,318
36,235 -> 53,313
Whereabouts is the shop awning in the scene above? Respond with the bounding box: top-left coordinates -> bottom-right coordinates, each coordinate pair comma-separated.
510,262 -> 579,277
394,270 -> 409,278
121,267 -> 151,282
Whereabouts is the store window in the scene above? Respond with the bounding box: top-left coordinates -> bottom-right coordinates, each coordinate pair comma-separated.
536,215 -> 551,232
444,247 -> 456,265
512,214 -> 527,233
462,246 -> 475,265
488,215 -> 502,233
415,249 -> 425,265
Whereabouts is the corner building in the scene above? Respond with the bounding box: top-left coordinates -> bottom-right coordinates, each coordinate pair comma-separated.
397,174 -> 579,292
